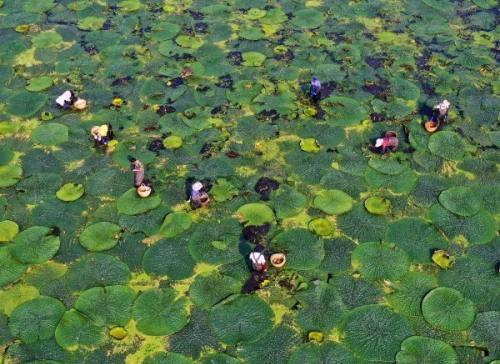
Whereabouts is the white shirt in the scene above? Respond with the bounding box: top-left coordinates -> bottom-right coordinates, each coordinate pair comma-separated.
56,90 -> 72,106
249,252 -> 266,270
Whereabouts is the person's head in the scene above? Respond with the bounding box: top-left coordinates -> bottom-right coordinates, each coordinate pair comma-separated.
375,138 -> 384,148
192,181 -> 203,192
439,99 -> 450,112
312,76 -> 318,82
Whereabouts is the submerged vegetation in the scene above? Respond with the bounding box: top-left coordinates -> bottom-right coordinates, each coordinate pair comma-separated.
0,0 -> 498,363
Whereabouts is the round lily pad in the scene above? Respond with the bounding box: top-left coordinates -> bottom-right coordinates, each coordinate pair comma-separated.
132,288 -> 189,336
271,229 -> 324,270
295,281 -> 347,332
188,219 -> 243,264
189,273 -> 241,310
118,0 -> 143,12
364,196 -> 391,215
387,272 -> 438,316
396,336 -> 458,364
143,352 -> 194,364
430,204 -> 496,245
236,203 -> 275,226
438,186 -> 481,217
117,188 -> 161,215
0,164 -> 22,188
242,52 -> 266,67
9,296 -> 65,343
342,304 -> 414,362
31,31 -> 63,48
77,17 -> 106,31
55,309 -> 107,351
208,295 -> 273,345
163,135 -> 183,149
300,138 -> 320,153
0,247 -> 27,287
291,9 -> 325,29
385,217 -> 448,263
176,35 -> 203,49
289,342 -> 360,364
313,189 -> 354,215
6,91 -> 47,118
368,158 -> 408,175
211,179 -> 238,202
143,237 -> 196,280
10,226 -> 60,264
470,311 -> 500,360
79,222 -> 121,252
56,183 -> 84,202
22,0 -> 56,13
26,76 -> 53,92
74,286 -> 135,326
270,185 -> 307,219
32,123 -> 69,146
158,212 -> 192,238
0,220 -> 19,242
308,218 -> 334,236
351,242 -> 410,281
428,132 -> 466,161
422,287 -> 476,331
246,8 -> 266,20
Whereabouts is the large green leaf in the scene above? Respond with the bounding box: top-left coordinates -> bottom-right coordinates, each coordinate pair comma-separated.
0,220 -> 19,242
74,286 -> 135,326
9,296 -> 65,343
32,124 -> 69,146
342,304 -> 414,362
189,273 -> 241,310
10,226 -> 60,264
236,203 -> 275,226
351,242 -> 410,281
55,309 -> 107,351
79,222 -> 121,252
421,287 -> 476,331
396,336 -> 458,364
117,188 -> 161,215
313,189 -> 354,215
288,342 -> 360,364
209,295 -> 273,345
271,229 -> 324,270
5,92 -> 47,118
0,247 -> 27,287
132,288 -> 189,336
428,132 -> 466,161
438,186 -> 481,217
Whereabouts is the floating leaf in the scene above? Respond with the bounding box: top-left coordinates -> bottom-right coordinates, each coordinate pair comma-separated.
209,295 -> 273,345
79,222 -> 122,252
11,226 -> 60,264
56,183 -> 84,202
342,304 -> 414,362
0,164 -> 22,188
9,296 -> 65,343
300,138 -> 320,153
308,218 -> 334,236
313,189 -> 354,215
133,288 -> 189,336
77,17 -> 106,31
351,242 -> 410,281
236,203 -> 275,226
32,123 -> 69,146
396,336 -> 458,364
189,273 -> 241,310
117,188 -> 161,215
438,186 -> 481,217
26,76 -> 53,92
0,220 -> 19,242
55,309 -> 107,351
6,92 -> 47,117
270,184 -> 307,219
271,229 -> 324,270
22,0 -> 56,13
74,286 -> 135,326
242,52 -> 266,67
158,212 -> 192,238
428,131 -> 466,161
291,9 -> 325,29
163,135 -> 183,149
422,287 -> 476,331
211,179 -> 238,202
143,237 -> 196,280
175,35 -> 203,49
117,0 -> 143,12
32,31 -> 63,48
0,247 -> 27,287
364,196 -> 391,215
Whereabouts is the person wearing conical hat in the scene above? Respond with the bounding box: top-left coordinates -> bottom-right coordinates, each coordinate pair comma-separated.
190,181 -> 210,209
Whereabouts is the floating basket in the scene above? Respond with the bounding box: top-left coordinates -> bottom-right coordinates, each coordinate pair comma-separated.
137,185 -> 152,198
73,98 -> 87,110
425,121 -> 439,133
270,253 -> 286,268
